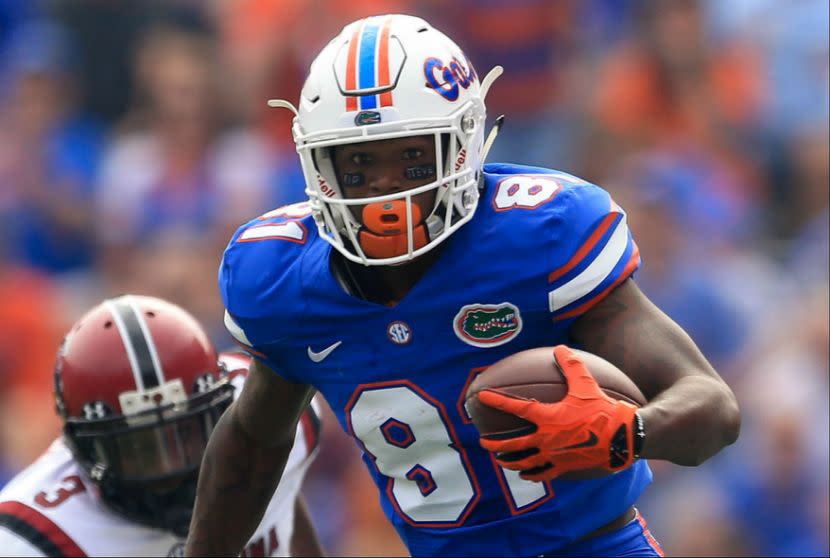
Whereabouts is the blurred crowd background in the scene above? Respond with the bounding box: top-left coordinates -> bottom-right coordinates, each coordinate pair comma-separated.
0,0 -> 827,556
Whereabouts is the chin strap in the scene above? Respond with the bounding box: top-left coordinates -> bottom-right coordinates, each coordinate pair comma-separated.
481,114 -> 505,164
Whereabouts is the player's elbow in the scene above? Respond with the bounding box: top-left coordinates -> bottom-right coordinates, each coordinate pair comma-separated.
719,385 -> 741,448
684,380 -> 741,467
699,382 -> 741,465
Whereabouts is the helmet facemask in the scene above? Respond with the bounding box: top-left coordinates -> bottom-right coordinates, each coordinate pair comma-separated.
61,375 -> 234,535
299,101 -> 485,266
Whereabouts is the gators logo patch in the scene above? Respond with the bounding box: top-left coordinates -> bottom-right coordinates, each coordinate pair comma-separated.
354,110 -> 381,126
453,303 -> 523,348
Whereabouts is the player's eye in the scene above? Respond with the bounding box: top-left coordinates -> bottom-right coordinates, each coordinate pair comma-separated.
350,153 -> 372,165
402,148 -> 424,160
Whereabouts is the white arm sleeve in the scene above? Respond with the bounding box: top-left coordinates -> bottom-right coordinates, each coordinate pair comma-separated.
0,526 -> 47,557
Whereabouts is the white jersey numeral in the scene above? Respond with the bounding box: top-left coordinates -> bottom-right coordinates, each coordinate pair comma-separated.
237,221 -> 307,243
347,384 -> 477,525
493,176 -> 560,211
34,475 -> 85,508
347,383 -> 551,526
258,202 -> 313,220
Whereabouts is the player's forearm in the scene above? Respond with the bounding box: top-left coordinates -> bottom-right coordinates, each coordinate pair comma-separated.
637,375 -> 740,466
573,279 -> 741,467
185,404 -> 292,556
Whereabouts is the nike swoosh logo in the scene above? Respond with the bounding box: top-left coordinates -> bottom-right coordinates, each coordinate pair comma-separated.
307,341 -> 342,363
556,431 -> 599,451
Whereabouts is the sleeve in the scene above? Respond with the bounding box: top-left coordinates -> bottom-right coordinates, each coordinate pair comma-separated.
0,502 -> 85,557
218,234 -> 308,384
222,310 -> 300,383
545,183 -> 641,323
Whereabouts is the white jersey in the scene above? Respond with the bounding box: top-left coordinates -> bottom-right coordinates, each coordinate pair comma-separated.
0,359 -> 321,558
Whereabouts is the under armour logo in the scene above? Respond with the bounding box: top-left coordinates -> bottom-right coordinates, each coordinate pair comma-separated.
194,374 -> 216,393
83,401 -> 110,419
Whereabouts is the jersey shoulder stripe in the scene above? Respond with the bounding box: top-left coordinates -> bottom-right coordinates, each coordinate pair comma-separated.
547,202 -> 623,285
542,180 -> 641,322
0,501 -> 86,558
547,211 -> 631,310
553,243 -> 640,320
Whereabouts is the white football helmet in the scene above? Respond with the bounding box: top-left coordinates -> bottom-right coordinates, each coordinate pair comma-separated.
269,14 -> 502,265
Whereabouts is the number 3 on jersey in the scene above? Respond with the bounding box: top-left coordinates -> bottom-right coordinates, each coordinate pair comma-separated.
34,475 -> 85,508
492,175 -> 560,211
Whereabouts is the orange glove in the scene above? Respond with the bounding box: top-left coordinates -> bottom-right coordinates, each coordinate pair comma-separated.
478,345 -> 640,481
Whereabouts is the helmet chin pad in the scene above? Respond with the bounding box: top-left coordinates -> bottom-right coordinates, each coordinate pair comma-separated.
359,200 -> 427,258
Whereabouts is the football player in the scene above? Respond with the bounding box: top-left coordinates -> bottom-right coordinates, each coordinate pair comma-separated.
186,14 -> 740,558
0,295 -> 323,557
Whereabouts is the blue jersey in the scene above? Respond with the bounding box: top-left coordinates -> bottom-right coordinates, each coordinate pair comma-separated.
219,163 -> 652,557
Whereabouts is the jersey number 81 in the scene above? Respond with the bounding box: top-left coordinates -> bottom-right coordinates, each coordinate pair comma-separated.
347,381 -> 552,527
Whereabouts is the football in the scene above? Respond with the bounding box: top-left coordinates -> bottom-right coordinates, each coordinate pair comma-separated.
465,346 -> 646,479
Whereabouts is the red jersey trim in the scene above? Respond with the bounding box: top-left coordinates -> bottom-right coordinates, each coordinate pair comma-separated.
0,500 -> 87,557
299,407 -> 321,456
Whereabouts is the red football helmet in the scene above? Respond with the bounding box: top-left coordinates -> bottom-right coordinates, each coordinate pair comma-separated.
54,295 -> 234,534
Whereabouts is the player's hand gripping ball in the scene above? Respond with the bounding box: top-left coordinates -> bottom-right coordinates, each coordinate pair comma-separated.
465,345 -> 646,481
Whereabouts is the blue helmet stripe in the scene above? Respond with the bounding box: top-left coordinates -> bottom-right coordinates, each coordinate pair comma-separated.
358,20 -> 380,109
360,95 -> 378,110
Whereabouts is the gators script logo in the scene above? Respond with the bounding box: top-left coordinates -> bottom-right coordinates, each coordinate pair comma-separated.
453,302 -> 523,348
424,55 -> 477,102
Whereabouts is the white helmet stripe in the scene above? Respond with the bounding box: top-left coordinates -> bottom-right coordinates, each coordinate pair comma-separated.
105,297 -> 161,390
125,295 -> 166,386
104,299 -> 144,390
